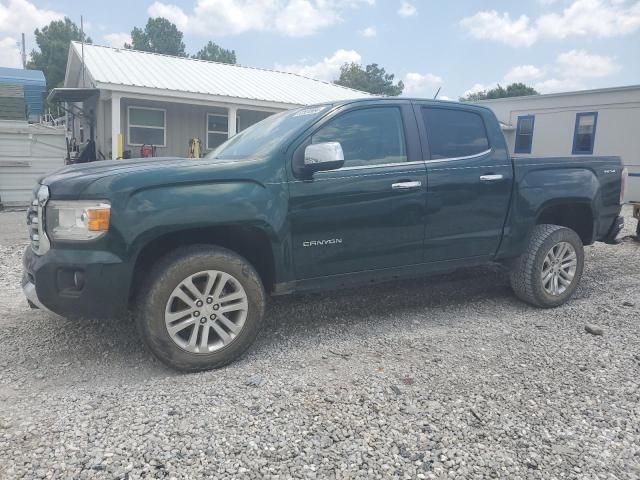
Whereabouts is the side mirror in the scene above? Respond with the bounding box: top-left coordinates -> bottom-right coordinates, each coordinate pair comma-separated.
303,142 -> 344,176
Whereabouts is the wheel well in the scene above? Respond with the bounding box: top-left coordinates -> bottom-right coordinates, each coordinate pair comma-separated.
536,203 -> 594,245
129,225 -> 275,304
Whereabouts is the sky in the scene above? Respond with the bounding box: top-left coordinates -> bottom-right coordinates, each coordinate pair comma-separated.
0,0 -> 639,99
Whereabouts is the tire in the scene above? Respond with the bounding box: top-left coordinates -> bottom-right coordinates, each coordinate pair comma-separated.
135,245 -> 266,372
510,224 -> 584,308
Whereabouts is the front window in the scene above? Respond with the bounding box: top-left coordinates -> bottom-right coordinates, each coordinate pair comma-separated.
310,107 -> 407,168
207,105 -> 330,160
572,112 -> 597,155
128,107 -> 166,146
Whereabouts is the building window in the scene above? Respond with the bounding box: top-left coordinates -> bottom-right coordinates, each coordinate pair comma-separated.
207,112 -> 229,150
514,115 -> 534,154
421,107 -> 489,159
128,107 -> 166,146
572,112 -> 598,155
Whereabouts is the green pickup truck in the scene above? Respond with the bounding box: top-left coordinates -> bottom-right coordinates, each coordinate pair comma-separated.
23,98 -> 625,371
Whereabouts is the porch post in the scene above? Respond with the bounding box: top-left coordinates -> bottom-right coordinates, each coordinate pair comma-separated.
228,106 -> 237,138
111,94 -> 121,160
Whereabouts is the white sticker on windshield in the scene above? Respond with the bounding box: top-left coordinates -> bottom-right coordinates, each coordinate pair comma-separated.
293,106 -> 327,117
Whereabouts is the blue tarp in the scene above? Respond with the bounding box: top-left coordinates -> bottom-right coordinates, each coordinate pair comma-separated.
0,67 -> 46,116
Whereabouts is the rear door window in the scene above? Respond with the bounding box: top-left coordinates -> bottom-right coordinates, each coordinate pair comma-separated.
421,107 -> 490,159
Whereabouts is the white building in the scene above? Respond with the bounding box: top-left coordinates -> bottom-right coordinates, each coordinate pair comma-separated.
58,42 -> 369,161
475,85 -> 640,203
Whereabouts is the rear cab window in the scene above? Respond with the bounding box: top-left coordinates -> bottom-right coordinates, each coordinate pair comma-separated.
420,107 -> 490,159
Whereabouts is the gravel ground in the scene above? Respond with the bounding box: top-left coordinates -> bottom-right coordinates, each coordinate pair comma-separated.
0,208 -> 639,479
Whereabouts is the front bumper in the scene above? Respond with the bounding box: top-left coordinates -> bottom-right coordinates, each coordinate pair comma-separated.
22,246 -> 130,319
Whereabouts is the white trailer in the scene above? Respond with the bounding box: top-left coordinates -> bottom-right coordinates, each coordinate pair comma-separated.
0,121 -> 65,207
623,160 -> 640,235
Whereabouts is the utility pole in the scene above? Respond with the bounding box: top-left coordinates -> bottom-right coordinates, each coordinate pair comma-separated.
21,33 -> 26,68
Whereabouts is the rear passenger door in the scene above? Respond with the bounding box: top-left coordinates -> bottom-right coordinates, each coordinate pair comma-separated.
414,104 -> 513,262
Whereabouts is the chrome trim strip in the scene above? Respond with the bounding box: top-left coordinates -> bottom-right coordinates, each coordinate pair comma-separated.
327,160 -> 426,172
424,149 -> 492,164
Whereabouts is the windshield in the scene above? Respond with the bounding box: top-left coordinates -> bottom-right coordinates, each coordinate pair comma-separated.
206,105 -> 331,159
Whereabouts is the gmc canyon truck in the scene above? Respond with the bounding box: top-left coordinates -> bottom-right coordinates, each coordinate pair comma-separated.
22,98 -> 625,371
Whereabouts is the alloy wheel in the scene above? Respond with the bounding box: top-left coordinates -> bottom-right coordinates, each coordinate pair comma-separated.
541,241 -> 577,296
164,270 -> 248,353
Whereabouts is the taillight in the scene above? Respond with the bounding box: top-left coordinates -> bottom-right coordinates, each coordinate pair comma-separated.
620,167 -> 628,204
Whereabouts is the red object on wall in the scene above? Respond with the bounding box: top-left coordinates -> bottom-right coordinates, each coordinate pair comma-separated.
140,145 -> 156,158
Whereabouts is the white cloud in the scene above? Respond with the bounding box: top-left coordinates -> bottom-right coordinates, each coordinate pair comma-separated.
276,49 -> 361,81
360,26 -> 377,37
503,64 -> 544,83
460,11 -> 538,47
462,49 -> 619,96
103,32 -> 132,48
461,0 -> 640,46
0,36 -> 22,68
463,82 -> 498,98
556,49 -> 619,78
536,0 -> 640,39
398,1 -> 417,17
0,0 -> 63,36
274,0 -> 339,36
403,72 -> 442,95
148,1 -> 189,29
147,0 -> 374,37
533,77 -> 586,93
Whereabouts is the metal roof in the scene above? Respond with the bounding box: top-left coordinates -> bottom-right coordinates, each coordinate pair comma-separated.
47,87 -> 99,103
0,67 -> 46,85
67,42 -> 370,107
0,67 -> 46,116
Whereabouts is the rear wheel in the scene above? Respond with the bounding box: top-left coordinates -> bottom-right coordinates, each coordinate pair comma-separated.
510,224 -> 584,308
135,245 -> 265,371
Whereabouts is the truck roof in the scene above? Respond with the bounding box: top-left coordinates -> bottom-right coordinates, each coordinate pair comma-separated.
321,96 -> 494,114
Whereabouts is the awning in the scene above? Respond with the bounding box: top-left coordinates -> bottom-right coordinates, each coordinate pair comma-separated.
47,87 -> 100,103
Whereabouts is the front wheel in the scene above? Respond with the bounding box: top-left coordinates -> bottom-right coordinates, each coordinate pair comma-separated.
510,224 -> 584,308
135,245 -> 266,372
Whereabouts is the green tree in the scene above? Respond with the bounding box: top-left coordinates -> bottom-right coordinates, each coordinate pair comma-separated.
461,82 -> 538,101
27,17 -> 91,91
334,62 -> 404,96
193,41 -> 237,64
125,17 -> 186,57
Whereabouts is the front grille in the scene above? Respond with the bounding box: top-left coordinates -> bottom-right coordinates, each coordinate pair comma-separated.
27,185 -> 50,255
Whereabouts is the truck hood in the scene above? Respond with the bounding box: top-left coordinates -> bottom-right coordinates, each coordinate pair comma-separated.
42,156 -> 271,198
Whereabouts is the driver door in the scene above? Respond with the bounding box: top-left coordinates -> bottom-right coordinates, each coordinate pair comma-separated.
287,103 -> 427,279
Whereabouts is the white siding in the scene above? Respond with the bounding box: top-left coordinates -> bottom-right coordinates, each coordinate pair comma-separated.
0,122 -> 65,205
100,98 -> 282,158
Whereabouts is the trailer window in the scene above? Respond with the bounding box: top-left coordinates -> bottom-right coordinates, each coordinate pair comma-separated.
572,112 -> 597,155
515,115 -> 535,154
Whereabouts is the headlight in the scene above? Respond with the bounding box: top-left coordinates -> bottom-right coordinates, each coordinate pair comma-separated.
46,200 -> 111,241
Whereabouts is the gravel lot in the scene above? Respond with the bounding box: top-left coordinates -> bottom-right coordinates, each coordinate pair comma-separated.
0,208 -> 639,479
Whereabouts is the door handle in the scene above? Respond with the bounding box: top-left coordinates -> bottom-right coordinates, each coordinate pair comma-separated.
392,181 -> 422,190
479,174 -> 504,182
